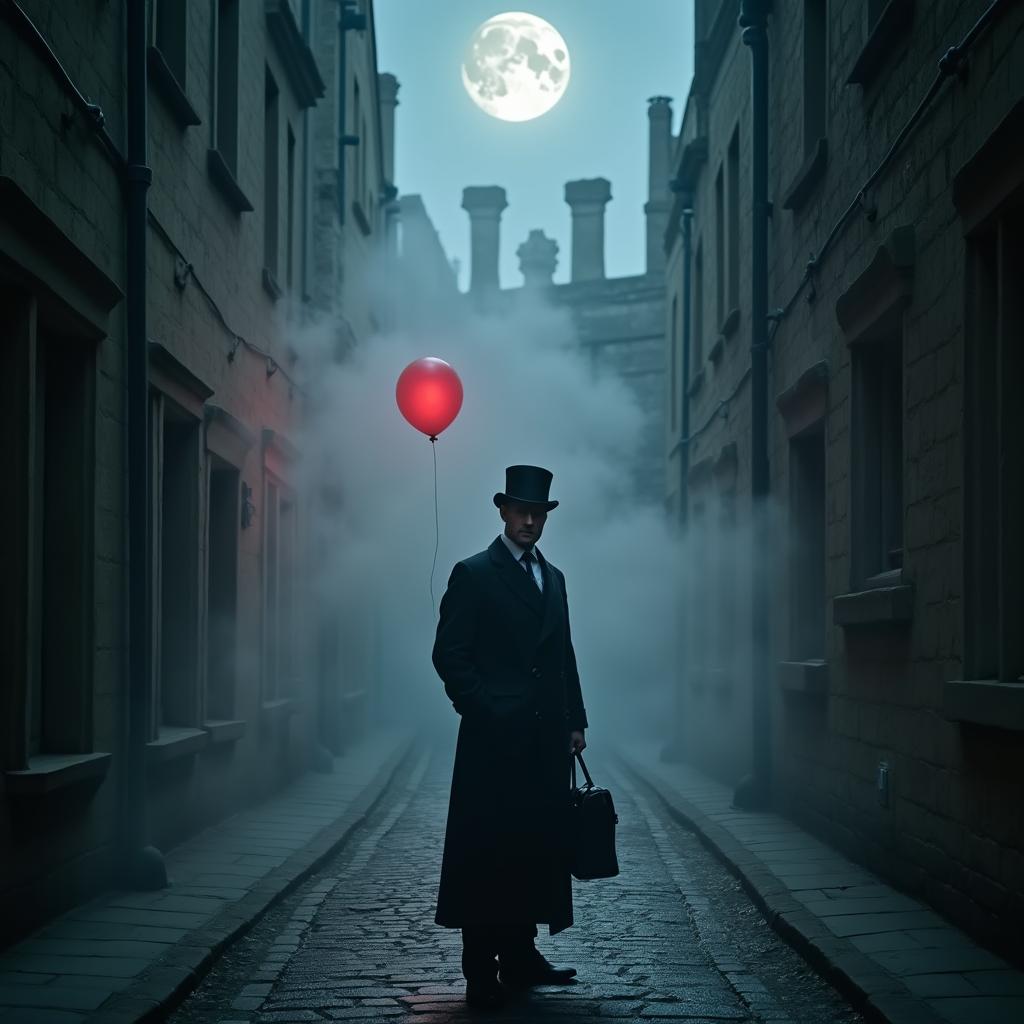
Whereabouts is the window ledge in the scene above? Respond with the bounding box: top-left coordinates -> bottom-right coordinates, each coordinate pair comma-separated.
207,149 -> 254,213
783,137 -> 828,212
945,680 -> 1024,732
147,46 -> 201,128
834,583 -> 913,627
5,752 -> 112,798
719,306 -> 740,339
847,0 -> 915,87
708,335 -> 724,366
146,727 -> 209,764
203,719 -> 247,744
262,266 -> 282,302
778,659 -> 829,696
688,367 -> 705,397
261,697 -> 298,721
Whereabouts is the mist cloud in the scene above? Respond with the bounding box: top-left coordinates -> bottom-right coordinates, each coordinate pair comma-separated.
295,277 -> 681,745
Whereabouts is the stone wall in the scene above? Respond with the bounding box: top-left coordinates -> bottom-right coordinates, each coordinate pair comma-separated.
665,0 -> 1024,956
0,0 -> 396,945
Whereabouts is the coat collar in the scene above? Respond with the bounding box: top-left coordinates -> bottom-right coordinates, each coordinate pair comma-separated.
487,536 -> 563,644
489,536 -> 543,617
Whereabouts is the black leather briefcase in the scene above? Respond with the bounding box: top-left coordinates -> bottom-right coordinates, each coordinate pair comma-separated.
570,752 -> 620,880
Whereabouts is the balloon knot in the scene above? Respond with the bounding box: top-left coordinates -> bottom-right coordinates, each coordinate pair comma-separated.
429,435 -> 438,443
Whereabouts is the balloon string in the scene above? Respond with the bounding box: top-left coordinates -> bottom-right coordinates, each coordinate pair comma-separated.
430,436 -> 439,619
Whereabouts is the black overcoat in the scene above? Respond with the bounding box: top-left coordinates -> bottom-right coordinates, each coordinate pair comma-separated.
432,536 -> 588,935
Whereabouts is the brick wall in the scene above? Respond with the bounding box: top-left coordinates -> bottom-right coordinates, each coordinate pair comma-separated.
0,0 -> 127,939
666,0 -> 1024,956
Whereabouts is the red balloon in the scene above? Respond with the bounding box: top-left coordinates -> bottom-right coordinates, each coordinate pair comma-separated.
396,357 -> 464,438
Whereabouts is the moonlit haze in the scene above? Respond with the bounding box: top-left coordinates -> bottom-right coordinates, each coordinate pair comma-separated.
295,273 -> 687,749
375,2 -> 693,288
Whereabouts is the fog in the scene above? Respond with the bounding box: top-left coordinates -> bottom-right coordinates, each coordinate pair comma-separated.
294,268 -> 687,752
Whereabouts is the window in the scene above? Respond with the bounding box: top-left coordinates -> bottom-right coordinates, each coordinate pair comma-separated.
689,499 -> 708,681
154,0 -> 187,88
714,165 -> 724,328
727,129 -> 740,314
206,460 -> 239,720
362,113 -> 370,213
692,242 -> 704,373
153,397 -> 201,729
264,68 -> 280,278
964,204 -> 1024,682
790,427 -> 826,659
803,1 -> 827,155
286,124 -> 296,290
263,478 -> 297,702
279,496 -> 296,685
352,78 -> 362,207
669,295 -> 678,432
23,325 -> 95,757
715,490 -> 736,674
215,0 -> 240,171
851,336 -> 903,585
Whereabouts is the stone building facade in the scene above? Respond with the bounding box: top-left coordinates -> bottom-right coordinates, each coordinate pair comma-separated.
665,0 -> 1024,957
0,0 -> 396,944
457,97 -> 673,505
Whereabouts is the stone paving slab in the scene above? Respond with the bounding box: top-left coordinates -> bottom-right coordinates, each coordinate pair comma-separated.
618,748 -> 1024,1024
0,729 -> 416,1024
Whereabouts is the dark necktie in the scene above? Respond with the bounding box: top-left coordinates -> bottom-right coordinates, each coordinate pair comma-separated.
521,550 -> 540,589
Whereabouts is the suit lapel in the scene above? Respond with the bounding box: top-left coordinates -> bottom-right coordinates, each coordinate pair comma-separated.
489,537 -> 544,617
536,549 -> 563,644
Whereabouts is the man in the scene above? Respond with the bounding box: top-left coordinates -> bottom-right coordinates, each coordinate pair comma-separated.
432,465 -> 588,1009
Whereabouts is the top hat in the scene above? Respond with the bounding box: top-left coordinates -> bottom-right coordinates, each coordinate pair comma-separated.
493,465 -> 559,511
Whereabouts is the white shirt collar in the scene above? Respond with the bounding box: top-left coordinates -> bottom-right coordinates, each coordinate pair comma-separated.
499,531 -> 537,563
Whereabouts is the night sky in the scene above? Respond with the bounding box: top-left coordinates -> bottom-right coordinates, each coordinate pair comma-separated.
376,1 -> 694,289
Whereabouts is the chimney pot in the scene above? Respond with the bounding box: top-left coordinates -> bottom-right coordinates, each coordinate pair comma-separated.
564,177 -> 612,282
378,73 -> 400,188
462,186 -> 508,294
645,96 -> 673,275
517,229 -> 558,288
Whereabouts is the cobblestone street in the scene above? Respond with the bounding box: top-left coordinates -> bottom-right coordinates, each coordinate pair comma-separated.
169,745 -> 863,1024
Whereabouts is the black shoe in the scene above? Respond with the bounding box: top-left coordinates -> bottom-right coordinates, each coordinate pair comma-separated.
466,976 -> 505,1009
500,951 -> 577,986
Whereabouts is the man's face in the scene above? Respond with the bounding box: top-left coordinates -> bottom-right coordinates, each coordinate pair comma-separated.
501,503 -> 548,548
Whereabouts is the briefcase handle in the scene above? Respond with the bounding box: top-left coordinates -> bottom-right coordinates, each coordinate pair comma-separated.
571,750 -> 595,790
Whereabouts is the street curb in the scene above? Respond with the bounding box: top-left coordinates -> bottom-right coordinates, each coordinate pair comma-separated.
615,750 -> 948,1024
84,732 -> 420,1024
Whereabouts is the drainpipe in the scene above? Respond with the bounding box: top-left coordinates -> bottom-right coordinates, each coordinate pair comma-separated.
667,192 -> 694,762
679,194 -> 693,528
122,0 -> 165,886
336,0 -> 366,224
736,0 -> 772,809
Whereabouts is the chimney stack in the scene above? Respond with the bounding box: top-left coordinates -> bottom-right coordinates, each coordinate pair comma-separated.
517,230 -> 558,288
645,96 -> 673,275
564,177 -> 612,282
378,73 -> 400,189
461,186 -> 507,294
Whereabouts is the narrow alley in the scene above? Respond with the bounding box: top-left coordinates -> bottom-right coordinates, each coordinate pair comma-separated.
168,747 -> 862,1024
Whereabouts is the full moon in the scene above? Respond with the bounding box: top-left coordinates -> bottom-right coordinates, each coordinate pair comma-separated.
461,12 -> 571,123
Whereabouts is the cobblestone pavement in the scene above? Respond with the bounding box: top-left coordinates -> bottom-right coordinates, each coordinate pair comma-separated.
169,746 -> 864,1024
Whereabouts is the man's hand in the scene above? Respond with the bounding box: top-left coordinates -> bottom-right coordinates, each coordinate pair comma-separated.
570,730 -> 586,755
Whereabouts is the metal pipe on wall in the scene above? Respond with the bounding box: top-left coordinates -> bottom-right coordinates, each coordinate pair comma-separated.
671,195 -> 694,762
121,0 -> 165,887
736,0 -> 772,809
679,197 -> 693,526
